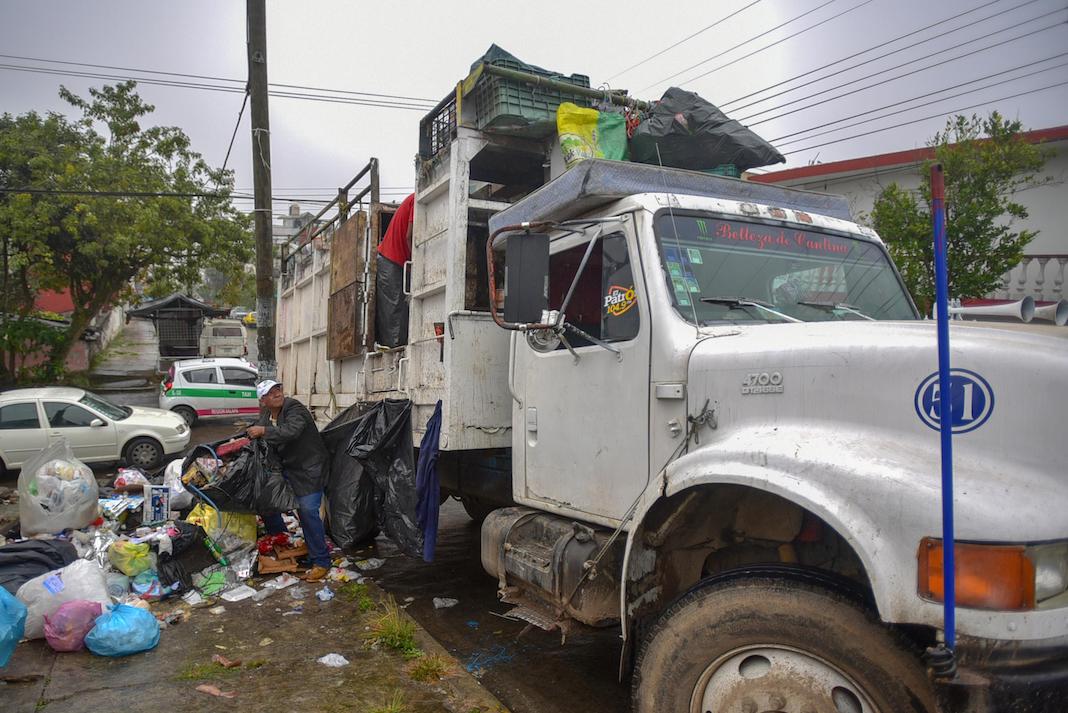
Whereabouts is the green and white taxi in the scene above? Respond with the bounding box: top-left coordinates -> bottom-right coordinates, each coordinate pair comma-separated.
159,357 -> 260,426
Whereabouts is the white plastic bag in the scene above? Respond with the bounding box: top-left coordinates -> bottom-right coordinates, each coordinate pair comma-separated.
163,459 -> 194,510
18,439 -> 99,536
16,560 -> 111,639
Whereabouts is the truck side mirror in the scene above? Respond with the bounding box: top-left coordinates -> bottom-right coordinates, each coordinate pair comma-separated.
504,232 -> 550,324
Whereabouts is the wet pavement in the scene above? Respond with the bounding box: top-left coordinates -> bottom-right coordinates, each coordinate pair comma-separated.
22,367 -> 632,712
362,502 -> 631,713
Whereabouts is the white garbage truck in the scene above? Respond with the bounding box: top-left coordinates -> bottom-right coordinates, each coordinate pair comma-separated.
276,70 -> 1067,713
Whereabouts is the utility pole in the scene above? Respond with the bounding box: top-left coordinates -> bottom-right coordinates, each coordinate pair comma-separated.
247,0 -> 275,380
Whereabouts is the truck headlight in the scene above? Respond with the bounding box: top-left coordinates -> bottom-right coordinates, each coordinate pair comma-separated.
1030,542 -> 1068,604
918,538 -> 1068,611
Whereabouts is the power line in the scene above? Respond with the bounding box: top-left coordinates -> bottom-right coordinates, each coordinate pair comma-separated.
0,63 -> 433,111
605,0 -> 764,82
720,0 -> 1014,110
742,16 -> 1066,125
781,79 -> 1068,156
221,89 -> 250,172
0,53 -> 437,104
644,0 -> 837,91
0,186 -> 336,204
677,0 -> 876,87
771,53 -> 1068,145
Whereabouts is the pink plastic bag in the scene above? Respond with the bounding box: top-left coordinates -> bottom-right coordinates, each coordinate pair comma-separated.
44,600 -> 102,652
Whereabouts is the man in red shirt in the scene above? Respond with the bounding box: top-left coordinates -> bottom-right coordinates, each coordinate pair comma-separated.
375,193 -> 415,348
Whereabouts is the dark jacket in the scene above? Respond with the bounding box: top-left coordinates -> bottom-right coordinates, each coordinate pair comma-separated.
256,397 -> 329,496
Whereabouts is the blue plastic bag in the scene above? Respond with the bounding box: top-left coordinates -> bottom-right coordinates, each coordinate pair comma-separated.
0,586 -> 28,667
84,604 -> 159,657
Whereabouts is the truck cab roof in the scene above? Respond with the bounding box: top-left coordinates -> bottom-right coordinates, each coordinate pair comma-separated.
489,159 -> 855,235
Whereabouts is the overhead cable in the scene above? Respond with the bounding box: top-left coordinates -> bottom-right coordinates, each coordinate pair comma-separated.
0,52 -> 437,104
782,79 -> 1068,156
678,0 -> 876,87
0,63 -> 433,111
742,16 -> 1066,125
643,0 -> 837,90
770,53 -> 1068,145
606,0 -> 763,82
720,0 -> 1019,109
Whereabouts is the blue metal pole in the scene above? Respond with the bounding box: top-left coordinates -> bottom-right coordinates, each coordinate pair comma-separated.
931,163 -> 956,649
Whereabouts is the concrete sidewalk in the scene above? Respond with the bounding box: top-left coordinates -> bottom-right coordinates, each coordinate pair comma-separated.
1,579 -> 507,713
90,318 -> 161,388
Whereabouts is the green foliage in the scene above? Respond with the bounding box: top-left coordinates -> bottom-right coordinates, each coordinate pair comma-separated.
368,691 -> 410,713
869,112 -> 1049,311
408,653 -> 451,683
0,81 -> 252,381
339,581 -> 376,612
364,596 -> 422,659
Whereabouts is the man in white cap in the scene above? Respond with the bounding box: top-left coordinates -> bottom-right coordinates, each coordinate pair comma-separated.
247,380 -> 331,582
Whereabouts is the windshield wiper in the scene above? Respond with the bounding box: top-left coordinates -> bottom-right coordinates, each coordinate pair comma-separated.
700,296 -> 802,323
797,300 -> 875,321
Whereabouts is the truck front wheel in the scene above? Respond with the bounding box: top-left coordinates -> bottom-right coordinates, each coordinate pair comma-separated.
632,574 -> 936,713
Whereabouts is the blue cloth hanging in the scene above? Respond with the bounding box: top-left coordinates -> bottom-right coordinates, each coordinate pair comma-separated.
415,400 -> 443,562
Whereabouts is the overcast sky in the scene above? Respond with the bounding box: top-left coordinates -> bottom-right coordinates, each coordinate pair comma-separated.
1,0 -> 1065,221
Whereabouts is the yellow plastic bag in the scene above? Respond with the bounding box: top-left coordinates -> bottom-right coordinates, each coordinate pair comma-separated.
557,102 -> 629,169
185,504 -> 257,544
107,541 -> 154,577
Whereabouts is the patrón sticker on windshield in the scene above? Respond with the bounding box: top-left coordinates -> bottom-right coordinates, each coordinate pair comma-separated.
604,285 -> 637,317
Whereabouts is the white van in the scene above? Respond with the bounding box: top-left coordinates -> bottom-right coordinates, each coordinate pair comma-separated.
199,318 -> 248,358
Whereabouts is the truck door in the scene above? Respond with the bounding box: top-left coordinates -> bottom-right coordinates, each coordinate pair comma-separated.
515,225 -> 650,521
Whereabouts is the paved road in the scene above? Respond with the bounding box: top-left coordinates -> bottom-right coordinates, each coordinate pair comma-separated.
366,501 -> 631,713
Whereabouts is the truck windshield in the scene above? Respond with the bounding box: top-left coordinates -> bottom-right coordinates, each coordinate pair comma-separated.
654,212 -> 916,324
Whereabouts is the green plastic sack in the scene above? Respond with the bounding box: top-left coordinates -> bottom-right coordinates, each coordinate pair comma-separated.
557,103 -> 628,169
107,541 -> 153,577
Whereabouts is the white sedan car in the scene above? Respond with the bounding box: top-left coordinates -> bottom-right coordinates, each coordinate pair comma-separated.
0,387 -> 190,473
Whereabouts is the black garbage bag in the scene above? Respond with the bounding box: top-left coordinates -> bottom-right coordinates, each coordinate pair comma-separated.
158,521 -> 216,593
630,87 -> 785,172
346,399 -> 423,558
321,405 -> 381,549
184,439 -> 296,514
0,540 -> 78,595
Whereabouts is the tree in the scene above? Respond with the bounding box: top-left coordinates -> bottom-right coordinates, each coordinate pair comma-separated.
869,112 -> 1050,312
0,82 -> 252,381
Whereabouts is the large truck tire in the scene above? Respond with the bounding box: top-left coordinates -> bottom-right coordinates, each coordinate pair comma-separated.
460,496 -> 497,524
632,573 -> 937,713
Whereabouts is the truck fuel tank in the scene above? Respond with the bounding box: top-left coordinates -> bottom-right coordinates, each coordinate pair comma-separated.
481,507 -> 624,628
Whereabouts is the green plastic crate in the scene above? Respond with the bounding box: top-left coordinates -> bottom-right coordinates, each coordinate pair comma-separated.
473,74 -> 593,138
701,164 -> 741,178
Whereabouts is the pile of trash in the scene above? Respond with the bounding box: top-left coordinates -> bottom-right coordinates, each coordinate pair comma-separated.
0,436 -> 366,668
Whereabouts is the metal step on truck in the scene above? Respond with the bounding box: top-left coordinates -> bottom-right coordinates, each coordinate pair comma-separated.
276,61 -> 1068,712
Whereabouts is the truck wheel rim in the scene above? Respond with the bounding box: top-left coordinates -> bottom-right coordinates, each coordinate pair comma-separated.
694,644 -> 880,713
130,443 -> 158,466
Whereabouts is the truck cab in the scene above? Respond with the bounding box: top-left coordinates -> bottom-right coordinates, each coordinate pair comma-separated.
479,160 -> 1068,713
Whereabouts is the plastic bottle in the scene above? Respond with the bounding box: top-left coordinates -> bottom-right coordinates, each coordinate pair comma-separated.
203,536 -> 230,566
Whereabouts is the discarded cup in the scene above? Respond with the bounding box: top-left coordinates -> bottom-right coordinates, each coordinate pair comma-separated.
354,558 -> 385,571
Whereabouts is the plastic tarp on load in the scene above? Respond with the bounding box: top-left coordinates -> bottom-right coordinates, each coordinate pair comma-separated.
345,400 -> 423,558
630,87 -> 785,172
488,160 -> 853,238
322,405 -> 380,549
